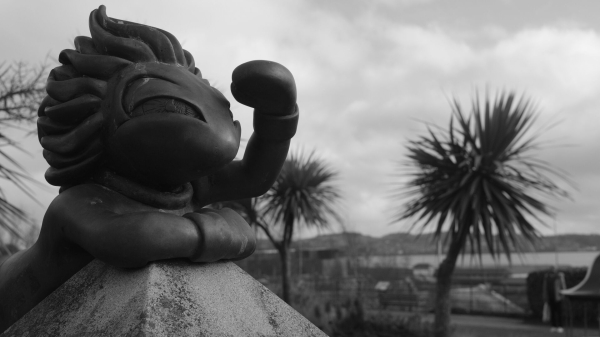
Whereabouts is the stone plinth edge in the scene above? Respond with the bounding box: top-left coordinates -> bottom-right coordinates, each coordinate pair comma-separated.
2,259 -> 327,336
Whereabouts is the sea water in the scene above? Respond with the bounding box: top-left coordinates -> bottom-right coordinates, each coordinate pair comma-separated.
362,251 -> 599,269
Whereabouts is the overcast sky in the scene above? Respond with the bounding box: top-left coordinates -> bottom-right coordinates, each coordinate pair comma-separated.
1,0 -> 600,238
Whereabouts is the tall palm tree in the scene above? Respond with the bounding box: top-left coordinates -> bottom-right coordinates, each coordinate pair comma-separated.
259,150 -> 341,303
212,151 -> 341,304
393,91 -> 569,337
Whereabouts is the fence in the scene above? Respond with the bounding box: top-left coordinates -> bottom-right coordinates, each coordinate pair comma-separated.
235,253 -> 531,317
247,273 -> 529,317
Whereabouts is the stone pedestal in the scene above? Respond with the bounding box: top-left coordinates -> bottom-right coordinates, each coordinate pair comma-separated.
1,260 -> 326,336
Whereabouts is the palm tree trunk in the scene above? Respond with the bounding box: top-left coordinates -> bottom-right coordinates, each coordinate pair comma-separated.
433,230 -> 468,337
280,216 -> 294,304
280,244 -> 292,304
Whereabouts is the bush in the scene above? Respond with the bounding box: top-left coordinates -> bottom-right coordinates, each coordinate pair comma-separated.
527,268 -> 598,326
332,312 -> 436,337
286,277 -> 437,336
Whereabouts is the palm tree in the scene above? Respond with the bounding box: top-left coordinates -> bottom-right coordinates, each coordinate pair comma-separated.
0,62 -> 46,253
262,150 -> 341,303
392,91 -> 569,337
220,151 -> 341,304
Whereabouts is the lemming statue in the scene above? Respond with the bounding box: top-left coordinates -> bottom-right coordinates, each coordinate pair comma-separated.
0,5 -> 298,331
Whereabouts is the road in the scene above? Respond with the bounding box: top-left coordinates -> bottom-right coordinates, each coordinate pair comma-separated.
367,309 -> 600,337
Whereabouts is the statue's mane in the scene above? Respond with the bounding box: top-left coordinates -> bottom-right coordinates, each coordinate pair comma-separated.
38,5 -> 199,188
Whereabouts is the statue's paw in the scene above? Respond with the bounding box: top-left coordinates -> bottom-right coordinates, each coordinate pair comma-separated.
184,208 -> 256,263
231,60 -> 296,115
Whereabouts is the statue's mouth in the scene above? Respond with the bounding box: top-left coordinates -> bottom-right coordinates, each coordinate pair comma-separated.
129,97 -> 207,122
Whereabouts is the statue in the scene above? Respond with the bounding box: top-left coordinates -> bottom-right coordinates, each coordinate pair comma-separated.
0,5 -> 298,331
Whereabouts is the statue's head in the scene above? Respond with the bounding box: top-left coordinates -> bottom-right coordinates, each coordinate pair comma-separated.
39,5 -> 241,191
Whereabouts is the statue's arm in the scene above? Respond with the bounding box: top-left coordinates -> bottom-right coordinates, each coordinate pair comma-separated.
45,186 -> 197,268
63,212 -> 198,268
192,61 -> 298,206
192,133 -> 292,206
51,185 -> 255,267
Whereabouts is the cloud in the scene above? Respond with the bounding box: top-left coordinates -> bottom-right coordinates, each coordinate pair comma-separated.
280,9 -> 600,236
1,1 -> 600,238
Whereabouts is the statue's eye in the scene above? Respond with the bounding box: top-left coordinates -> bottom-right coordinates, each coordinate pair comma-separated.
130,98 -> 205,122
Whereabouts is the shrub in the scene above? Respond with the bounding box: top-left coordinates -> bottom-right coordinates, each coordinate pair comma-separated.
332,312 -> 436,337
527,268 -> 598,326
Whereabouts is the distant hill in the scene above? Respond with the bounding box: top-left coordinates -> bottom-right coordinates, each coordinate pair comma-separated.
255,232 -> 600,255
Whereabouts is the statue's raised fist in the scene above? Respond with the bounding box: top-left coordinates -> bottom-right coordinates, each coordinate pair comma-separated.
231,60 -> 296,116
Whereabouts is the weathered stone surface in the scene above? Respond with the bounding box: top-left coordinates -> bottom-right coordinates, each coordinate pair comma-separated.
1,260 -> 327,336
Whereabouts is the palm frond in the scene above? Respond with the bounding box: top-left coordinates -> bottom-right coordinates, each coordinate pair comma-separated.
262,150 -> 341,240
393,91 -> 570,259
